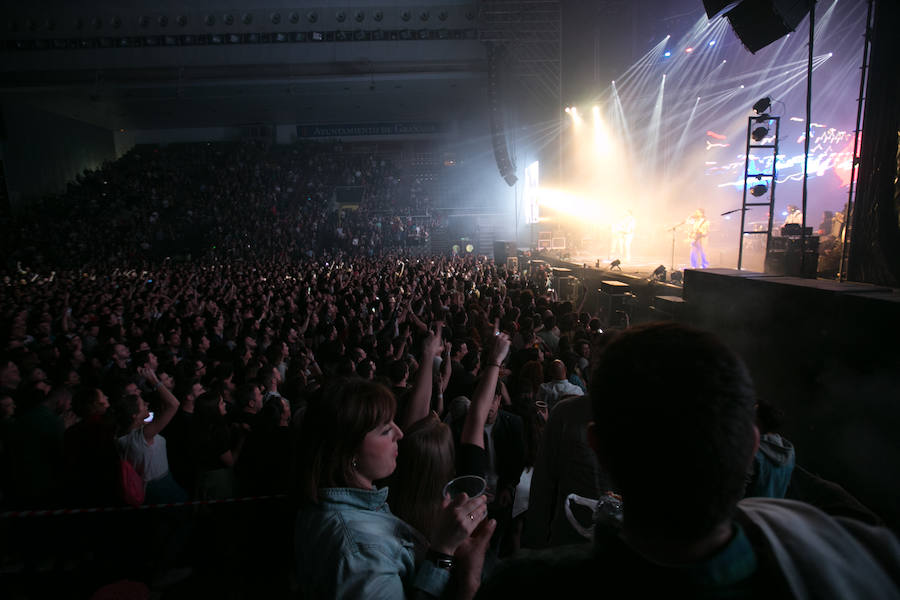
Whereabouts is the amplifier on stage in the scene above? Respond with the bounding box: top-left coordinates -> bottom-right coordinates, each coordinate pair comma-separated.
780,224 -> 813,237
554,276 -> 577,302
765,236 -> 819,278
650,295 -> 686,321
598,280 -> 634,328
493,240 -> 516,264
599,280 -> 630,295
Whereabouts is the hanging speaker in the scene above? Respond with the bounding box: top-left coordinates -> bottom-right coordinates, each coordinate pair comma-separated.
722,0 -> 813,54
702,0 -> 740,19
487,43 -> 517,186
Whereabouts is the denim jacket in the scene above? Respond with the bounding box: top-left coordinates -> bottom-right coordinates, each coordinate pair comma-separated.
295,486 -> 450,599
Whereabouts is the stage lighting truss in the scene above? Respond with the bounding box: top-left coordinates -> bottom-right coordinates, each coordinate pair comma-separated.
737,107 -> 781,271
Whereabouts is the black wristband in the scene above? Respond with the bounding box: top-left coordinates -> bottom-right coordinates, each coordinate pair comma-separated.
425,549 -> 454,571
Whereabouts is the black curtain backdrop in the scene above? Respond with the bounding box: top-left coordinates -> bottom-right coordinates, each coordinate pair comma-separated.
848,0 -> 900,286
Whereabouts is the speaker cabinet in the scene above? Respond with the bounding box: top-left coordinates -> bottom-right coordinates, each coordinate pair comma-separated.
493,240 -> 516,264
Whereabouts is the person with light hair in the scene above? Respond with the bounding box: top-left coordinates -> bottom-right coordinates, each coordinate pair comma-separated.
688,208 -> 710,269
611,210 -> 635,262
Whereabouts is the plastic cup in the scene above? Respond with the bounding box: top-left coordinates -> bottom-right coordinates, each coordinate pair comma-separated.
535,400 -> 548,410
442,475 -> 486,500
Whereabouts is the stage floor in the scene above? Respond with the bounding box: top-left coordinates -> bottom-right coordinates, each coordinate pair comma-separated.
557,246 -> 768,278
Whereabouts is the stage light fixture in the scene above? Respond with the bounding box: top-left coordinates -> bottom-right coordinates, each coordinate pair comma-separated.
751,125 -> 769,142
663,51 -> 672,57
750,182 -> 768,197
609,259 -> 622,270
652,265 -> 667,280
753,96 -> 772,115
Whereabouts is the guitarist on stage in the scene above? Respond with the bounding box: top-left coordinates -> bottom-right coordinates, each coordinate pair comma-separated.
611,210 -> 636,263
688,208 -> 710,269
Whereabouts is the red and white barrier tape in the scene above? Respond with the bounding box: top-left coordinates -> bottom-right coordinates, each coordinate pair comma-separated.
0,493 -> 288,519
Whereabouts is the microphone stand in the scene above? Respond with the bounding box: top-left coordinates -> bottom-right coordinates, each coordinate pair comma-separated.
721,208 -> 747,217
668,222 -> 685,274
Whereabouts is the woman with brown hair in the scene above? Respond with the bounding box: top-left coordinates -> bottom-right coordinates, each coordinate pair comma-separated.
190,390 -> 244,500
388,413 -> 455,540
294,378 -> 494,599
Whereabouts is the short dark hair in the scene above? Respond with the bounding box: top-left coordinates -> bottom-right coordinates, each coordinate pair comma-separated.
115,393 -> 142,435
297,379 -> 396,503
591,323 -> 756,541
460,348 -> 480,372
260,366 -> 278,390
387,359 -> 409,384
235,381 -> 259,410
72,387 -> 102,418
133,350 -> 152,369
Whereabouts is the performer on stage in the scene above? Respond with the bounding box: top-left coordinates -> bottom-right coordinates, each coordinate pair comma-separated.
687,208 -> 710,269
784,205 -> 803,227
610,210 -> 635,262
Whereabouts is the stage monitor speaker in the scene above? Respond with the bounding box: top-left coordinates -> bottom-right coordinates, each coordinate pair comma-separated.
493,240 -> 516,264
555,276 -> 577,302
598,290 -> 635,328
722,0 -> 813,54
599,280 -> 630,295
764,245 -> 818,278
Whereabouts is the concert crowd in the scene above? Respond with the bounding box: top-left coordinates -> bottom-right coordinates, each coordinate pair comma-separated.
0,141 -> 897,599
